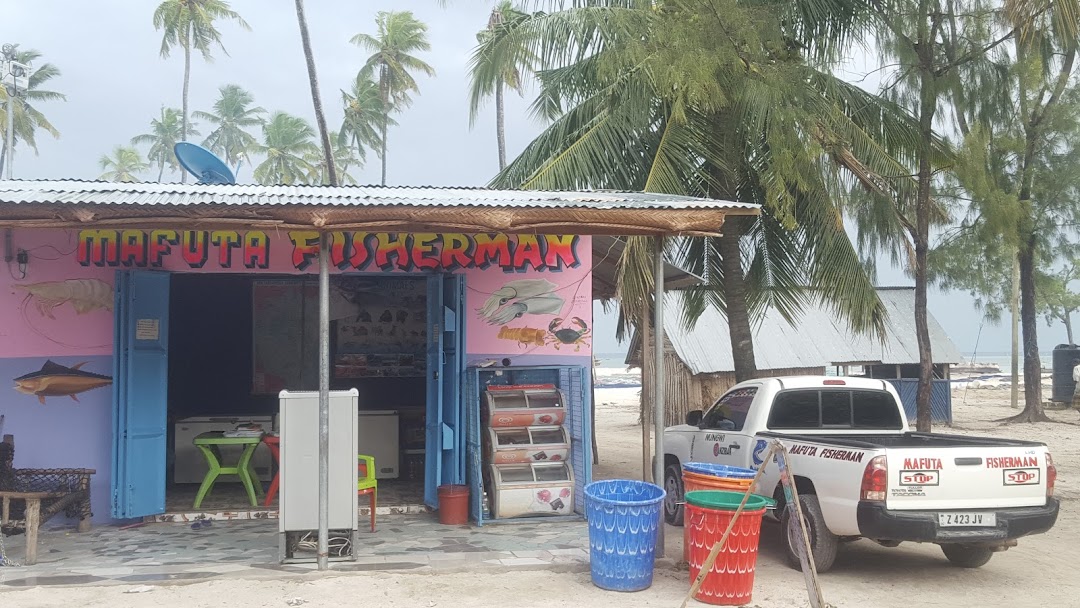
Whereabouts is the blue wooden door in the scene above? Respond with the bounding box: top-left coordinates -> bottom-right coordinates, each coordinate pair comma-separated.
111,270 -> 170,519
442,275 -> 466,484
424,276 -> 444,507
424,274 -> 466,508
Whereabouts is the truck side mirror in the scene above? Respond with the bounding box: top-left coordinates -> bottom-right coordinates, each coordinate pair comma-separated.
686,410 -> 703,426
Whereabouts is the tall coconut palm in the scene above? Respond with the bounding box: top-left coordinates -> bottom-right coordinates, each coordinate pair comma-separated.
253,111 -> 319,185
293,0 -> 337,187
193,84 -> 265,176
0,45 -> 66,176
486,0 -> 931,387
98,146 -> 149,182
339,69 -> 392,166
351,11 -> 435,185
131,107 -> 191,181
468,1 -> 534,171
152,0 -> 249,182
307,138 -> 361,185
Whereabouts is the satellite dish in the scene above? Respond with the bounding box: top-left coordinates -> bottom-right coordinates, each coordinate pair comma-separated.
174,142 -> 235,185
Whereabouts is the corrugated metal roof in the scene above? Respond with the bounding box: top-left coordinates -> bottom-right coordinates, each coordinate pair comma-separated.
663,287 -> 964,374
0,180 -> 758,210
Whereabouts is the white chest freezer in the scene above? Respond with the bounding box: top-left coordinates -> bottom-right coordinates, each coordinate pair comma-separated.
358,410 -> 400,479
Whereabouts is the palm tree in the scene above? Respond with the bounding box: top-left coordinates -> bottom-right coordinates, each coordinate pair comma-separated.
152,0 -> 249,182
253,111 -> 319,185
0,45 -> 66,176
468,1 -> 534,171
339,69 -> 392,166
307,138 -> 361,185
486,0 -> 929,385
193,84 -> 265,176
131,107 -> 190,181
292,0 -> 337,187
351,11 -> 435,185
98,146 -> 149,182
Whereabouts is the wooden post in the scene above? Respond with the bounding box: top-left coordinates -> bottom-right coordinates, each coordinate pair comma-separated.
78,474 -> 92,533
1,496 -> 8,526
24,497 -> 40,566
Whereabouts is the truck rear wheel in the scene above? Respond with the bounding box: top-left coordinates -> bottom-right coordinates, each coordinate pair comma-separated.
663,464 -> 685,526
781,495 -> 838,573
941,543 -> 994,568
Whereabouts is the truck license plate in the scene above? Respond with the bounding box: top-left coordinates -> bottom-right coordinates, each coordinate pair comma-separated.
938,512 -> 996,527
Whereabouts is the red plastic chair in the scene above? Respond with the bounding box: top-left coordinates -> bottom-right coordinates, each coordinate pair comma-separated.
262,436 -> 280,507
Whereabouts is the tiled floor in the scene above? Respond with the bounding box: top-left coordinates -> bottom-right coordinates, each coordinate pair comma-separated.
0,512 -> 593,587
165,479 -> 425,511
152,479 -> 429,522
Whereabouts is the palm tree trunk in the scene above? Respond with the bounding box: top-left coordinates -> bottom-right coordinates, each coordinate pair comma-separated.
496,77 -> 507,171
294,0 -> 337,186
158,162 -> 165,183
380,94 -> 388,187
0,137 -> 6,178
181,41 -> 191,184
718,218 -> 757,383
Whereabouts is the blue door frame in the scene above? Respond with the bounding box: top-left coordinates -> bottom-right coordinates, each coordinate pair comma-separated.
111,270 -> 171,519
424,273 -> 466,508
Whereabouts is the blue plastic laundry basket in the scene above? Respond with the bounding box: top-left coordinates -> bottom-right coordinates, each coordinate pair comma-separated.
584,479 -> 666,592
682,462 -> 756,479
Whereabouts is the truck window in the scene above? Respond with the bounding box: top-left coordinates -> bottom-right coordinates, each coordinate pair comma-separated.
702,387 -> 757,431
768,389 -> 903,430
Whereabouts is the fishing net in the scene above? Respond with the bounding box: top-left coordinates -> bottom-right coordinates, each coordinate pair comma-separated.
0,440 -> 94,536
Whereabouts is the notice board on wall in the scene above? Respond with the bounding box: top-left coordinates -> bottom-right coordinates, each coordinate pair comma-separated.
252,279 -> 319,394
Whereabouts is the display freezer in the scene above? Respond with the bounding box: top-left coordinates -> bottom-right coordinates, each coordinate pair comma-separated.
487,461 -> 574,518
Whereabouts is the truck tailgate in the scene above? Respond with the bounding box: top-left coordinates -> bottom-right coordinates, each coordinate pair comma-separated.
886,446 -> 1047,510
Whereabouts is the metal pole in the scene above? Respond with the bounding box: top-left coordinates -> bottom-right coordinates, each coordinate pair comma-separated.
652,236 -> 666,557
317,232 -> 330,570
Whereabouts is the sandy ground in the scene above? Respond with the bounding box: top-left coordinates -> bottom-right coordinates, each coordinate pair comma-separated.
9,383 -> 1079,607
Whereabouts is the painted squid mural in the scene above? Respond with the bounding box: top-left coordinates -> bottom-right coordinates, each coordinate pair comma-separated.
477,278 -> 590,352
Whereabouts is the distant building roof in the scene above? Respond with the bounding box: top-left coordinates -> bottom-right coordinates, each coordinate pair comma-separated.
636,287 -> 963,373
0,180 -> 759,236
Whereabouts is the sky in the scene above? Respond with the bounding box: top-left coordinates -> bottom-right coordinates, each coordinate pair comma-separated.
2,0 -> 1069,358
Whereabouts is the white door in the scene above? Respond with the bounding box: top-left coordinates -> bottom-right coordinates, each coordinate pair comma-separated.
690,386 -> 760,468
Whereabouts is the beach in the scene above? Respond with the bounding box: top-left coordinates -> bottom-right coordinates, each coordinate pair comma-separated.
7,374 -> 1077,608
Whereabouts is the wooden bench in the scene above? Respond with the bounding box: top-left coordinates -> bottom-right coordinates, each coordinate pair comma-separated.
0,434 -> 95,565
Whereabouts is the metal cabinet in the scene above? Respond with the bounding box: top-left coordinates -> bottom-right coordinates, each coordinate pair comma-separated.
278,389 -> 359,562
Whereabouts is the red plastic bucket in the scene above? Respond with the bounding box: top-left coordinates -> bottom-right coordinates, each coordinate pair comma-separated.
681,472 -> 754,563
437,484 -> 470,525
685,491 -> 768,606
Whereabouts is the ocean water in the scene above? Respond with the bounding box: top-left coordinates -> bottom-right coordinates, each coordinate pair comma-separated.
593,352 -> 641,387
961,352 -> 1051,371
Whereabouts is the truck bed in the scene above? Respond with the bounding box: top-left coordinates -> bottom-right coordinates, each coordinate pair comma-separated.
758,431 -> 1045,450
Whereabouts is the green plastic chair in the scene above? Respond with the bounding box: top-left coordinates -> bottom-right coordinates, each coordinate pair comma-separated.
358,455 -> 377,532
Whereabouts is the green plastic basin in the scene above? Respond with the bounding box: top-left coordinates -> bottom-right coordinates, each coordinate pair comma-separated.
684,489 -> 774,510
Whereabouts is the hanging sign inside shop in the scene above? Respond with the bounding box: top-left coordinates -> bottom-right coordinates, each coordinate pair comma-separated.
75,229 -> 582,272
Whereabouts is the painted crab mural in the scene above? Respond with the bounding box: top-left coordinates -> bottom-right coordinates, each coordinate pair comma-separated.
547,317 -> 590,351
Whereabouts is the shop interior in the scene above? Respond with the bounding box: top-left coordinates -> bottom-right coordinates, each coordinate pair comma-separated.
165,273 -> 429,512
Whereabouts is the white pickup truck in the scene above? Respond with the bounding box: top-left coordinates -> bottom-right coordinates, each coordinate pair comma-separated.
663,376 -> 1060,572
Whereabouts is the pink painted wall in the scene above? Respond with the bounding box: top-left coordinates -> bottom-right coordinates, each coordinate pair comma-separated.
0,228 -> 591,521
